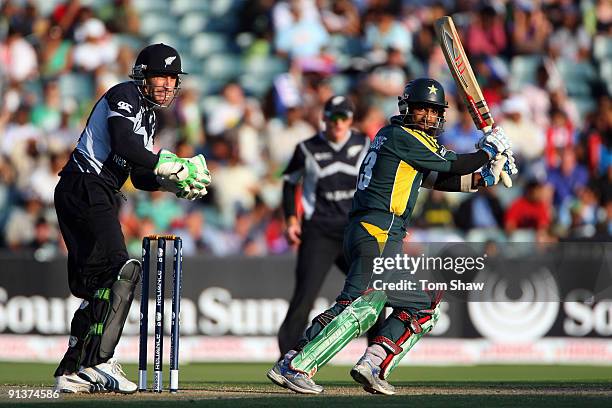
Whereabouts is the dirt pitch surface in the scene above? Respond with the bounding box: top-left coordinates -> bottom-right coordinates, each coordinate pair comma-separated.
1,363 -> 611,407
1,382 -> 612,407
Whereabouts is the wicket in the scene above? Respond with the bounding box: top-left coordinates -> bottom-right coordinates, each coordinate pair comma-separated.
138,234 -> 183,393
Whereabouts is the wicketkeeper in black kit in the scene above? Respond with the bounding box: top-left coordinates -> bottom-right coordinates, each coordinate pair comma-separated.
278,96 -> 379,356
53,44 -> 211,394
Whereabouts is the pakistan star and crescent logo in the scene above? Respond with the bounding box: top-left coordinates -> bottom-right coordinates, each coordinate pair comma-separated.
428,85 -> 438,95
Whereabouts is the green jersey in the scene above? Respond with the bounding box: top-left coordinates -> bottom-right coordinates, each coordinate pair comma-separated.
350,116 -> 457,231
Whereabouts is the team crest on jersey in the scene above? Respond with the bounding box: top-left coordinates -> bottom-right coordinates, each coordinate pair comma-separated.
347,144 -> 362,158
438,146 -> 448,157
117,101 -> 133,113
371,135 -> 387,151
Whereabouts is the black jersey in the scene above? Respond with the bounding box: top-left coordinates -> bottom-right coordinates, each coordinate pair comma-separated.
60,81 -> 159,191
283,131 -> 370,230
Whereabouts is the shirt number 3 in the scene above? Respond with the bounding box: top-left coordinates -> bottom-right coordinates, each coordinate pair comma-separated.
357,151 -> 377,190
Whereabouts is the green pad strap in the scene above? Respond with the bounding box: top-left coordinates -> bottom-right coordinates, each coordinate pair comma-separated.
381,304 -> 441,379
94,288 -> 110,301
91,323 -> 104,336
291,290 -> 387,377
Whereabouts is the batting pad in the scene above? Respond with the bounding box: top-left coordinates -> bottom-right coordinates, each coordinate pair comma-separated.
290,290 -> 387,377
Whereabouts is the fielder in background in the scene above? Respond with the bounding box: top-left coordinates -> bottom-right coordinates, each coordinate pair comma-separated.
277,96 -> 373,356
268,78 -> 517,395
53,43 -> 210,394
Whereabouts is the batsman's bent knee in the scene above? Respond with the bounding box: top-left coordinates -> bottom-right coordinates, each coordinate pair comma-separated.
290,290 -> 387,377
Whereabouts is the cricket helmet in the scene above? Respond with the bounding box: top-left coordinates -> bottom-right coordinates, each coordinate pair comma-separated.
130,43 -> 188,107
398,78 -> 448,136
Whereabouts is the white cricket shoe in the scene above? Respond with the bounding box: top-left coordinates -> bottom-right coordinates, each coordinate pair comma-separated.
54,373 -> 93,393
79,358 -> 137,394
350,356 -> 396,395
267,351 -> 324,394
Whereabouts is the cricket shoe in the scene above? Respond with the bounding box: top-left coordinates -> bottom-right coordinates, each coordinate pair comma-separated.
267,351 -> 323,394
78,358 -> 137,394
54,373 -> 94,393
350,357 -> 396,395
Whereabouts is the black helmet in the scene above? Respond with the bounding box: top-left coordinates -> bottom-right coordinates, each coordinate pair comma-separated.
398,78 -> 448,113
130,43 -> 187,107
398,78 -> 448,136
131,43 -> 187,78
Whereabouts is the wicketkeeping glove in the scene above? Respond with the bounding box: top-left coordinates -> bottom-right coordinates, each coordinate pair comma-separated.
154,149 -> 198,184
480,154 -> 507,187
186,154 -> 212,189
176,183 -> 208,201
476,126 -> 511,159
499,150 -> 518,188
157,175 -> 182,194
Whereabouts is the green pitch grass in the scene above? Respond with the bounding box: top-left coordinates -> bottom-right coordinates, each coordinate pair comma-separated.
0,362 -> 611,407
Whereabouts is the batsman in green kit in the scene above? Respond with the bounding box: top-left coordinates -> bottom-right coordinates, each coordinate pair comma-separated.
268,78 -> 518,395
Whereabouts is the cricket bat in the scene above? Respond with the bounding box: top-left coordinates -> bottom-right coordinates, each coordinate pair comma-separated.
434,16 -> 512,187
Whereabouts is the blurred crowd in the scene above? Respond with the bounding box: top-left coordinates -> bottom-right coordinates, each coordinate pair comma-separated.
0,0 -> 610,260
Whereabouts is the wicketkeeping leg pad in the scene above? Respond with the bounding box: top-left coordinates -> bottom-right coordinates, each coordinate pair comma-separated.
290,290 -> 387,377
99,259 -> 141,359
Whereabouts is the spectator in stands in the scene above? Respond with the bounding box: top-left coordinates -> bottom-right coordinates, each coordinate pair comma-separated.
366,47 -> 409,117
583,96 -> 611,177
519,64 -> 552,129
39,25 -> 73,78
439,105 -> 482,153
594,0 -> 612,33
465,5 -> 506,58
416,190 -> 454,229
0,156 -> 18,238
498,96 -> 545,169
355,104 -> 385,140
544,108 -> 575,168
266,105 -> 315,167
3,192 -> 45,250
0,25 -> 38,83
27,148 -> 68,206
454,188 -> 505,232
320,0 -> 361,37
31,216 -> 60,257
363,6 -> 412,56
505,180 -> 552,233
547,4 -> 591,62
175,79 -> 205,147
136,190 -> 185,233
510,2 -> 552,55
547,148 -> 589,208
98,0 -> 140,36
206,81 -> 264,137
31,80 -> 62,132
72,18 -> 118,72
211,141 -> 260,227
274,0 -> 329,60
2,105 -> 45,189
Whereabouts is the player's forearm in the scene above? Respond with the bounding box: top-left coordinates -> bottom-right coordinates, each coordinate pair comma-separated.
429,172 -> 481,192
447,150 -> 489,175
282,180 -> 297,220
130,165 -> 160,191
108,117 -> 159,169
